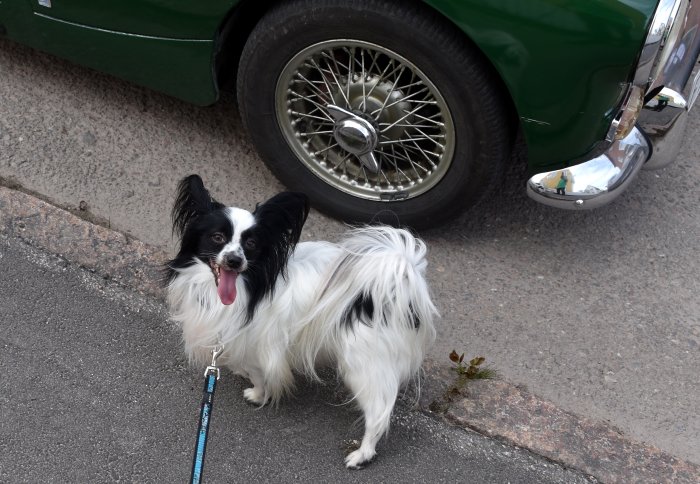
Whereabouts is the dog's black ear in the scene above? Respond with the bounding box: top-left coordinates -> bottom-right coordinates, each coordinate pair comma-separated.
253,192 -> 310,248
239,192 -> 309,321
171,175 -> 223,237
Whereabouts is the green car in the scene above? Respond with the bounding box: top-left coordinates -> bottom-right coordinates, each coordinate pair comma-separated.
2,0 -> 698,228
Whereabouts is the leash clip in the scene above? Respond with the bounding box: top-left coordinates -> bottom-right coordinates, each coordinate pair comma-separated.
204,345 -> 224,380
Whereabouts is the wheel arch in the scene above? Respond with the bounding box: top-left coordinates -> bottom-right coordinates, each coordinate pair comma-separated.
213,0 -> 277,94
213,0 -> 520,136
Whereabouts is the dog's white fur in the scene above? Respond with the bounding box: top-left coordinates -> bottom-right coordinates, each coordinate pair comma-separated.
168,199 -> 437,468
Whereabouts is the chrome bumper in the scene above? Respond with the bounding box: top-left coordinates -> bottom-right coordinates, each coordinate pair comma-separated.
527,0 -> 700,209
526,128 -> 650,209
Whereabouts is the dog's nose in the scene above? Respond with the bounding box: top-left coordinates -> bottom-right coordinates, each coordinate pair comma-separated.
223,254 -> 243,270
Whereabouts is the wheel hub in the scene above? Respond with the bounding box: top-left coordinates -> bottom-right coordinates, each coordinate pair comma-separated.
327,105 -> 380,172
331,76 -> 411,141
333,115 -> 378,155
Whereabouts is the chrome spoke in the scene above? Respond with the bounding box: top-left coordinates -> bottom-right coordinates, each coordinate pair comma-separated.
360,48 -> 367,111
320,53 -> 351,108
397,144 -> 431,176
411,125 -> 445,142
293,72 -> 333,104
314,142 -> 340,156
410,110 -> 445,126
378,123 -> 439,130
290,110 -> 334,124
379,136 -> 441,146
289,90 -> 336,121
372,65 -> 406,122
307,58 -> 338,104
408,140 -> 439,168
364,57 -> 396,101
379,104 -> 432,133
389,145 -> 413,183
344,47 -> 354,106
299,129 -> 334,137
370,86 -> 430,116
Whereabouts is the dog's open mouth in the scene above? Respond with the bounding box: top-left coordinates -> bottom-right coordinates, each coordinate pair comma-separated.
209,260 -> 238,306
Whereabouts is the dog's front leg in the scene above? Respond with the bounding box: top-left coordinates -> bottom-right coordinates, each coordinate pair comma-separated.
242,353 -> 294,406
242,366 -> 268,406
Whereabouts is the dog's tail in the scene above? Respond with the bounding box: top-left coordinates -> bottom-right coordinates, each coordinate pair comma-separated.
297,226 -> 438,379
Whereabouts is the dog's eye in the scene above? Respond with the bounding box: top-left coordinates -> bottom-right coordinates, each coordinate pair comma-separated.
211,233 -> 226,244
244,238 -> 257,250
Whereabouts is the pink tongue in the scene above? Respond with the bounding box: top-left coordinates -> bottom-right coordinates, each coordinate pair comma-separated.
217,269 -> 238,305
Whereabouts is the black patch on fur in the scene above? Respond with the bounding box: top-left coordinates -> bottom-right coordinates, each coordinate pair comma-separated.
240,192 -> 309,321
342,293 -> 375,328
164,175 -> 228,285
408,303 -> 421,329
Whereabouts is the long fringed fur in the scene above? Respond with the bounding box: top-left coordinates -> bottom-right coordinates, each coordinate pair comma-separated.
294,226 -> 437,379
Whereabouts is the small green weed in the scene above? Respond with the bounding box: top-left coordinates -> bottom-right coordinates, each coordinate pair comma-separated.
449,350 -> 499,380
429,350 -> 500,414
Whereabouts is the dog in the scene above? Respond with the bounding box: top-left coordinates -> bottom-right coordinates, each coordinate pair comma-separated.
166,175 -> 437,468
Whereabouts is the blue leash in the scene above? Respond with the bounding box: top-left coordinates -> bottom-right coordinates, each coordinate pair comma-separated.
190,345 -> 224,484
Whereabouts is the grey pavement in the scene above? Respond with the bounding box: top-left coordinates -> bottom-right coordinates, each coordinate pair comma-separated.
0,38 -> 699,465
0,234 -> 595,483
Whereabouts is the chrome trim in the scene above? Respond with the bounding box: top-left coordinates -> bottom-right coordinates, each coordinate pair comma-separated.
646,0 -> 698,94
33,13 -> 212,42
634,0 -> 686,89
613,85 -> 645,140
646,87 -> 687,109
606,1 -> 687,143
639,1 -> 700,169
526,128 -> 650,209
639,79 -> 696,170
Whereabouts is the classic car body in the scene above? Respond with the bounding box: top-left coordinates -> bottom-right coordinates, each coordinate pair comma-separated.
1,0 -> 698,223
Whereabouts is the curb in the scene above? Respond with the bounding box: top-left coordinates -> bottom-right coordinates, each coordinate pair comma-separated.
0,186 -> 166,299
1,185 -> 698,483
418,362 -> 699,483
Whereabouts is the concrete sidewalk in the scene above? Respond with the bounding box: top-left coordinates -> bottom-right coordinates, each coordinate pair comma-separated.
1,186 -> 699,483
0,232 -> 594,483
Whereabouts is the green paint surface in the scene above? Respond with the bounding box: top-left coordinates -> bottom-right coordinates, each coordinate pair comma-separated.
0,0 -> 658,168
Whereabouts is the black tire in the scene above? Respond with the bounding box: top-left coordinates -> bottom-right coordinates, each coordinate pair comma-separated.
237,0 -> 512,229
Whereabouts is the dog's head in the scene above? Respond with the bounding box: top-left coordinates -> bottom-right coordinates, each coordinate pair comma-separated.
167,175 -> 309,311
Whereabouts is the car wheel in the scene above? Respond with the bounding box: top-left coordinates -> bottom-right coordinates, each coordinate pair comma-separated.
237,0 -> 512,229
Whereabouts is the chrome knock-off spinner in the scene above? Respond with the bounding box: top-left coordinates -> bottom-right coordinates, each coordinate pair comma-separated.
327,105 -> 380,173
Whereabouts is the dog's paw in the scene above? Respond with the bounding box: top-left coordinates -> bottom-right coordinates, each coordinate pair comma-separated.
243,387 -> 267,406
345,448 -> 376,470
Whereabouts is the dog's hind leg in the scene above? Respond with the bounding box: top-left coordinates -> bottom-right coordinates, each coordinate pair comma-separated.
340,360 -> 400,469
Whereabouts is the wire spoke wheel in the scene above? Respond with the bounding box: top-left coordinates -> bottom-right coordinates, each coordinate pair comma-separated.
239,0 -> 512,228
275,40 -> 455,201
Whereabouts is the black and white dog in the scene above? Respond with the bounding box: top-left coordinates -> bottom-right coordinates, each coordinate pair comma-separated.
166,175 -> 437,468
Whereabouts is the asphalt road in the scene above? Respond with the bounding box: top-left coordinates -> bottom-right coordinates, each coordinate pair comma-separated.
0,234 -> 595,483
1,38 -> 698,464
